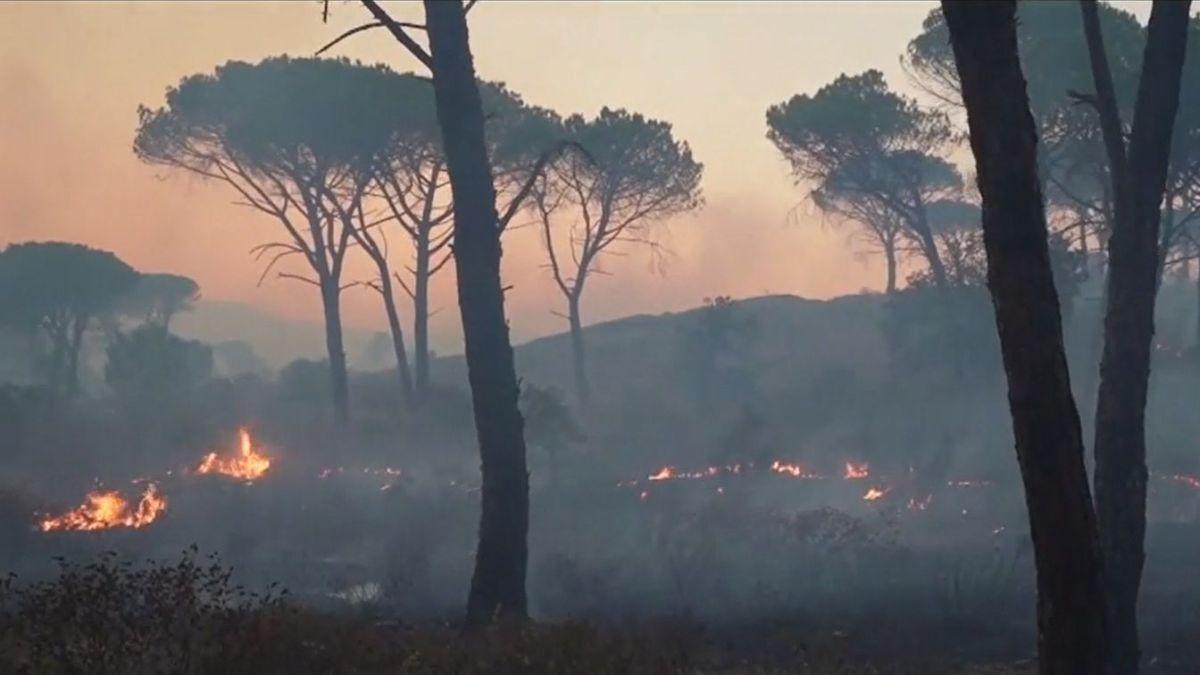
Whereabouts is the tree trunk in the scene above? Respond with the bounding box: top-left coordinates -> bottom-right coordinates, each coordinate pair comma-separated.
414,225 -> 432,396
424,0 -> 530,625
378,272 -> 415,408
1195,253 -> 1200,350
912,207 -> 949,287
320,282 -> 351,428
568,293 -> 591,403
67,315 -> 86,395
942,3 -> 1109,673
1083,2 -> 1191,672
883,236 -> 898,294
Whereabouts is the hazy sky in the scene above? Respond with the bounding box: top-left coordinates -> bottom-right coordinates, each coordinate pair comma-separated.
0,1 -> 1145,351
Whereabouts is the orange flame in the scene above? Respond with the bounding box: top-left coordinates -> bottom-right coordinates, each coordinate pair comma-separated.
648,466 -> 677,481
39,483 -> 167,532
197,428 -> 271,482
863,486 -> 890,501
843,462 -> 870,479
770,461 -> 821,478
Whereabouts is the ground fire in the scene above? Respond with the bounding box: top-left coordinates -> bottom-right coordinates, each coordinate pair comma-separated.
196,428 -> 271,482
39,483 -> 167,532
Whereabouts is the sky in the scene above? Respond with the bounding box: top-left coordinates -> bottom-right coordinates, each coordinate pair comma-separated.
0,1 -> 1150,352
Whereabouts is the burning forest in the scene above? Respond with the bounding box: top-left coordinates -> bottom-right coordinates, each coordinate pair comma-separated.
6,1 -> 1200,673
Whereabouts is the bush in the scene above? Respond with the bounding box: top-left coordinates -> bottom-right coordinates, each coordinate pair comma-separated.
0,547 -> 282,674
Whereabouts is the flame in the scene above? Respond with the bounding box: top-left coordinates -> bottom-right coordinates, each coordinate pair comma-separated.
648,466 -> 676,481
647,464 -> 744,481
197,428 -> 271,482
843,462 -> 870,479
862,486 -> 890,501
770,461 -> 821,478
39,483 -> 167,532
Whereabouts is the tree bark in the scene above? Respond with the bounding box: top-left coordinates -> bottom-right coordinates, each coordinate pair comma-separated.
883,236 -> 898,294
320,281 -> 351,428
423,0 -> 530,625
414,224 -> 432,396
378,272 -> 415,408
912,205 -> 949,288
1083,2 -> 1191,672
942,3 -> 1109,673
567,293 -> 591,403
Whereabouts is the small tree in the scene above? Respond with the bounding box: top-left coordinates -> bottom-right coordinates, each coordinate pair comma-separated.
0,242 -> 138,394
766,71 -> 958,289
533,108 -> 703,401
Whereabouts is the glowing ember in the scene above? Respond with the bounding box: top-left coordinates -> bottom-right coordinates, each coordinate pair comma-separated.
843,462 -> 870,479
646,464 -> 744,481
197,428 -> 271,482
862,486 -> 890,501
39,483 -> 167,532
1164,473 -> 1200,489
907,494 -> 933,511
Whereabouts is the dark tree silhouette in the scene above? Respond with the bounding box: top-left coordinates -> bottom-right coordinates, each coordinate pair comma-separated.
0,242 -> 138,395
119,273 -> 200,329
532,108 -> 702,401
105,324 -> 214,401
905,3 -> 1144,267
766,71 -> 959,290
942,2 -> 1108,672
134,57 -> 418,427
1079,2 -> 1192,672
364,80 -> 561,400
356,0 -> 533,624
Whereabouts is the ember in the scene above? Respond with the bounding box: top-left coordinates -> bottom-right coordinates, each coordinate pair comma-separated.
197,428 -> 271,482
39,483 -> 167,532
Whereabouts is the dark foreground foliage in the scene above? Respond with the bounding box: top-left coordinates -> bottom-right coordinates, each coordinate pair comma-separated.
0,550 -> 1046,675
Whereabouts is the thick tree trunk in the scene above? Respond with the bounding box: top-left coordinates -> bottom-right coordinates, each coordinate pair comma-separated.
567,293 -> 590,403
424,0 -> 530,625
414,226 -> 432,396
378,272 -> 415,408
320,282 -> 351,428
1084,3 -> 1191,672
942,3 -> 1109,673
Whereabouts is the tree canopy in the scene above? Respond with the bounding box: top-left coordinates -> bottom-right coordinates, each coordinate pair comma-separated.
118,273 -> 200,328
766,70 -> 960,289
0,241 -> 139,392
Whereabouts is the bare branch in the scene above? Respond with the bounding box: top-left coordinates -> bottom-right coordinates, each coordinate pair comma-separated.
360,0 -> 433,70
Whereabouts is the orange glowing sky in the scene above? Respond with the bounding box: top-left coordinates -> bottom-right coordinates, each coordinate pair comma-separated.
1,1 -> 1141,352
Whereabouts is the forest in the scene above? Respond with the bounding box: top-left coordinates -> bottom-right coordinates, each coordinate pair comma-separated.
2,1 -> 1200,673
